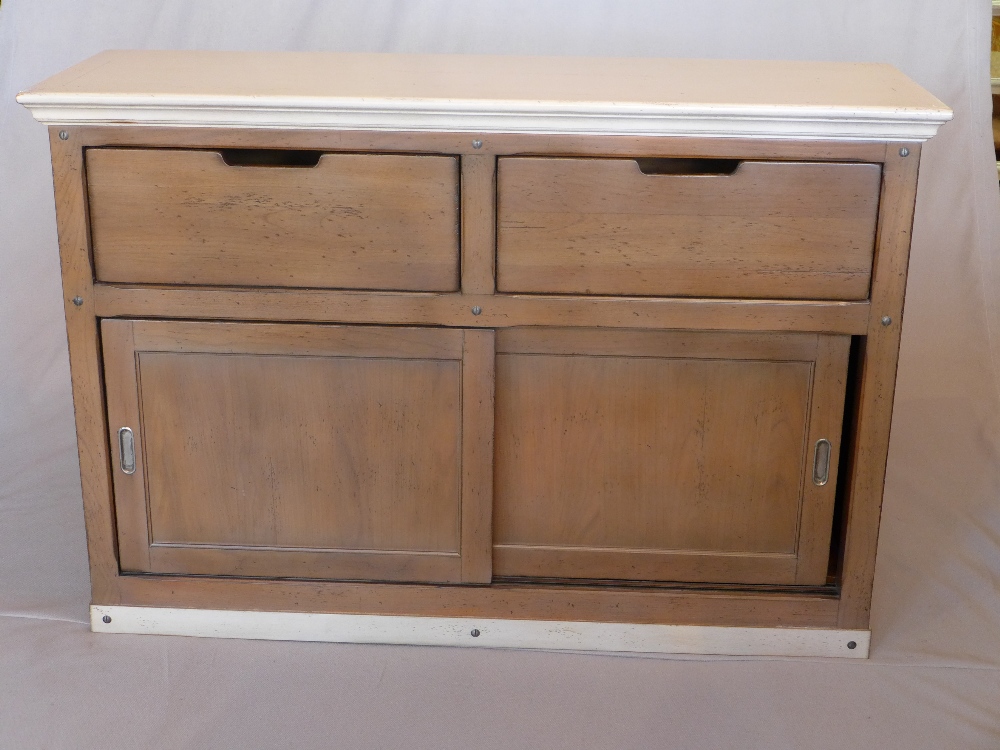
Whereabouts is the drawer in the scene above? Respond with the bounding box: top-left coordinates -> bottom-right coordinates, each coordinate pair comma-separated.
493,327 -> 850,585
86,148 -> 460,291
497,157 -> 882,300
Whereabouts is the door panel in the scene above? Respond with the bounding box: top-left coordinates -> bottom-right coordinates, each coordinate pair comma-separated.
493,328 -> 850,585
102,319 -> 493,584
140,352 -> 461,552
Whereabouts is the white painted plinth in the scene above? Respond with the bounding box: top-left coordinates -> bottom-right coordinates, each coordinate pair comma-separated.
91,605 -> 870,658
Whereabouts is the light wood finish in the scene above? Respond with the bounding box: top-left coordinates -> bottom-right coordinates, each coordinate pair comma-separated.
47,127 -> 120,603
94,286 -> 872,335
86,148 -> 460,291
101,319 -> 495,584
25,51 -> 950,118
837,143 -> 922,627
112,574 -> 841,628
494,328 -> 849,585
18,51 -> 952,141
498,158 -> 882,300
460,155 -> 497,294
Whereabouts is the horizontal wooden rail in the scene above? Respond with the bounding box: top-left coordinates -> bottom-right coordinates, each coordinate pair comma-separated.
94,285 -> 871,334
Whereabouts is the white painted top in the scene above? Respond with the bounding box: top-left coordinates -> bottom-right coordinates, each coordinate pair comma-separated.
17,50 -> 951,141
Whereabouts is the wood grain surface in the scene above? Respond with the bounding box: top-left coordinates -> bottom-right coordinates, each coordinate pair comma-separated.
63,124 -> 890,161
100,319 -> 150,572
86,148 -> 460,291
459,329 -> 496,583
100,320 -> 498,584
44,123 -> 925,631
459,154 -> 497,294
140,352 -> 462,551
498,157 -> 881,300
47,127 -> 121,603
94,285 -> 872,334
112,572 -> 841,628
494,328 -> 849,585
836,143 -> 922,627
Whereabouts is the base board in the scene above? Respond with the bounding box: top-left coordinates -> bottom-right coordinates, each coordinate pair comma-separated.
90,605 -> 870,658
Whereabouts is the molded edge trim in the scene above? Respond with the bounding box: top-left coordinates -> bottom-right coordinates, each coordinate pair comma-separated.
16,95 -> 951,141
90,605 -> 870,658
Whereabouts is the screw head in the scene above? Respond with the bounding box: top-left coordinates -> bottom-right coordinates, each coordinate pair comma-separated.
881,315 -> 892,326
102,615 -> 112,624
847,640 -> 857,650
58,130 -> 69,141
471,305 -> 482,316
899,147 -> 909,157
72,296 -> 84,306
471,629 -> 481,637
472,140 -> 483,149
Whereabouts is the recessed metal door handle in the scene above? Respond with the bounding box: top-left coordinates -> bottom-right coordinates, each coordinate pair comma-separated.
813,438 -> 832,486
118,427 -> 136,475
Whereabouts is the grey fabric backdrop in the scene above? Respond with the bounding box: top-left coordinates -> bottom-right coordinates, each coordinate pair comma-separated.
1,0 -> 999,747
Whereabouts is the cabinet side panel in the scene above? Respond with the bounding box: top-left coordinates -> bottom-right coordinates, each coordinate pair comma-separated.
837,144 -> 921,627
48,127 -> 122,603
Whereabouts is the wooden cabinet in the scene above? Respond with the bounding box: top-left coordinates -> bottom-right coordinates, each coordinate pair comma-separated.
19,51 -> 951,657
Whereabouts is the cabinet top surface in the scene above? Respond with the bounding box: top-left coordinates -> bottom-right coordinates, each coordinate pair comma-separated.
17,50 -> 951,141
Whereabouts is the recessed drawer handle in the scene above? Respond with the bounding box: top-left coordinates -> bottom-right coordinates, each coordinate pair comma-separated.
219,149 -> 322,168
812,438 -> 832,486
118,427 -> 136,475
635,157 -> 741,176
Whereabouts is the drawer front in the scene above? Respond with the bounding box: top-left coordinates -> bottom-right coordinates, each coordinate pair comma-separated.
102,319 -> 493,584
493,328 -> 850,585
86,148 -> 460,291
497,157 -> 881,300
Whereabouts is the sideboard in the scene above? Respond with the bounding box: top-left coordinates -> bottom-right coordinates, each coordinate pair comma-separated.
18,51 -> 951,657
